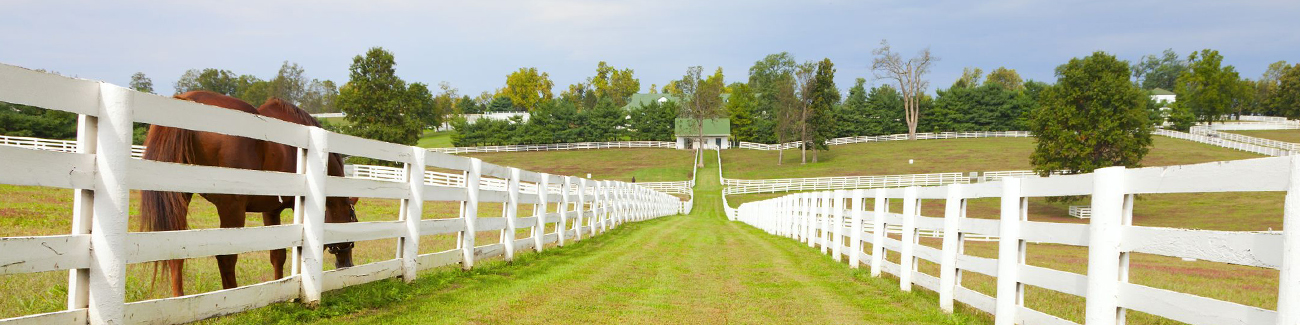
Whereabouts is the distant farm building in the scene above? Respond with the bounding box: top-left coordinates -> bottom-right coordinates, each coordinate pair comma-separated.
675,118 -> 731,150
1150,88 -> 1176,104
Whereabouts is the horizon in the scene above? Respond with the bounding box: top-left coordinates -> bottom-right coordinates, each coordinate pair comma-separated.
3,0 -> 1297,96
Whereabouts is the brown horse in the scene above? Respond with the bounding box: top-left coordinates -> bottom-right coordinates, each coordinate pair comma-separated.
141,91 -> 358,297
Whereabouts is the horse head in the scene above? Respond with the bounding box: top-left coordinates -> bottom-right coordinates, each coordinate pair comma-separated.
325,196 -> 360,268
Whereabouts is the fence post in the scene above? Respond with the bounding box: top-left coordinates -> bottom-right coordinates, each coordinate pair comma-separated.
461,158 -> 482,270
832,190 -> 845,262
900,187 -> 918,291
850,189 -> 866,268
871,188 -> 887,277
558,177 -> 571,246
400,147 -> 426,281
576,178 -> 587,241
803,193 -> 814,247
300,127 -> 330,305
993,177 -> 1024,325
939,183 -> 965,313
66,114 -> 96,311
1084,166 -> 1127,325
821,191 -> 832,255
87,84 -> 132,324
1281,156 -> 1300,324
533,173 -> 549,252
503,167 -> 521,262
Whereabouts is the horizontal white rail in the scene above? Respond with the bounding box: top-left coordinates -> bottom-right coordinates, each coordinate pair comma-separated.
0,64 -> 683,325
722,172 -> 971,195
1155,128 -> 1293,156
733,156 -> 1300,325
1191,126 -> 1300,152
430,141 -> 675,154
737,131 -> 1032,151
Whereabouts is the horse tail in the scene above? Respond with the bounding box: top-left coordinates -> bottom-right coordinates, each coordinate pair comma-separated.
140,123 -> 196,295
140,124 -> 195,233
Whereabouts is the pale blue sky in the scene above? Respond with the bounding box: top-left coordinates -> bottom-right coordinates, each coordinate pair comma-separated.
2,0 -> 1297,96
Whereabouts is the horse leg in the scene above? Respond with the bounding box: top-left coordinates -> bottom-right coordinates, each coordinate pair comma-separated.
213,197 -> 248,289
262,209 -> 286,280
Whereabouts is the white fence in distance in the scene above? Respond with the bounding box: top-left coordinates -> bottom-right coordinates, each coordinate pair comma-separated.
429,141 -> 675,154
0,65 -> 683,325
722,172 -> 971,195
736,131 -> 1032,151
1154,128 -> 1294,157
1191,126 -> 1300,152
733,156 -> 1300,325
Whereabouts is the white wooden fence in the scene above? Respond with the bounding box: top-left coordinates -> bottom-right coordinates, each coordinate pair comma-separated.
0,65 -> 682,325
722,172 -> 971,195
736,131 -> 1032,151
0,134 -> 145,158
1191,126 -> 1300,152
733,156 -> 1300,325
429,141 -> 675,154
1155,128 -> 1294,156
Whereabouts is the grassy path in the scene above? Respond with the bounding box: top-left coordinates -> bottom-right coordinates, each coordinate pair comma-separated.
214,151 -> 983,324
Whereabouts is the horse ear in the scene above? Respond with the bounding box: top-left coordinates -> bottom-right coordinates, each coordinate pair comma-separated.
349,197 -> 359,205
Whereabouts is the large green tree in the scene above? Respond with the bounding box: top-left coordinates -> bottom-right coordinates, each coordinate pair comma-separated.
1273,63 -> 1300,118
747,52 -> 797,144
174,68 -> 239,95
1132,49 -> 1188,90
130,72 -> 154,93
502,67 -> 554,112
337,47 -> 424,147
806,58 -> 839,162
1175,49 -> 1247,123
1029,51 -> 1152,176
985,67 -> 1025,91
725,82 -> 758,142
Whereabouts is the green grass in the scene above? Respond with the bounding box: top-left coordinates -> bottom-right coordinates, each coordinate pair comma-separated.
1225,129 -> 1300,143
416,130 -> 453,148
721,136 -> 1263,179
719,135 -> 1281,324
465,148 -> 694,183
208,150 -> 987,324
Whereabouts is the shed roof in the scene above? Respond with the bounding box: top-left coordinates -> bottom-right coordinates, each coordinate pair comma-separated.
675,118 -> 730,137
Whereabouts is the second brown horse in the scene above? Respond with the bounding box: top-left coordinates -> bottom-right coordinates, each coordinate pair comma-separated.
141,91 -> 359,297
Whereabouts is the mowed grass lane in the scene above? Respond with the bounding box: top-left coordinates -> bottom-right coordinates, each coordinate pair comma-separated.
213,150 -> 986,324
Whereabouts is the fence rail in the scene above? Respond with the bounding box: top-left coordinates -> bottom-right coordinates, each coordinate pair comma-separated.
722,172 -> 971,195
733,156 -> 1300,325
1191,126 -> 1300,152
0,64 -> 682,325
1155,128 -> 1294,156
736,131 -> 1032,151
429,141 -> 675,154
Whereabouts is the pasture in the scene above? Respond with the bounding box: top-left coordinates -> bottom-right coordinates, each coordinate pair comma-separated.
722,136 -> 1287,324
1226,129 -> 1300,143
205,150 -> 988,324
720,136 -> 1263,179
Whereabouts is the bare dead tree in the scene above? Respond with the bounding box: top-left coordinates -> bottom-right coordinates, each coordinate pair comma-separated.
871,40 -> 936,140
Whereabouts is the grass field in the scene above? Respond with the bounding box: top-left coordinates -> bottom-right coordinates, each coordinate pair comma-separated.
417,130 -> 453,148
0,186 -> 555,319
720,136 -> 1282,324
206,150 -> 987,324
721,136 -> 1263,179
464,148 -> 694,183
1225,129 -> 1300,143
